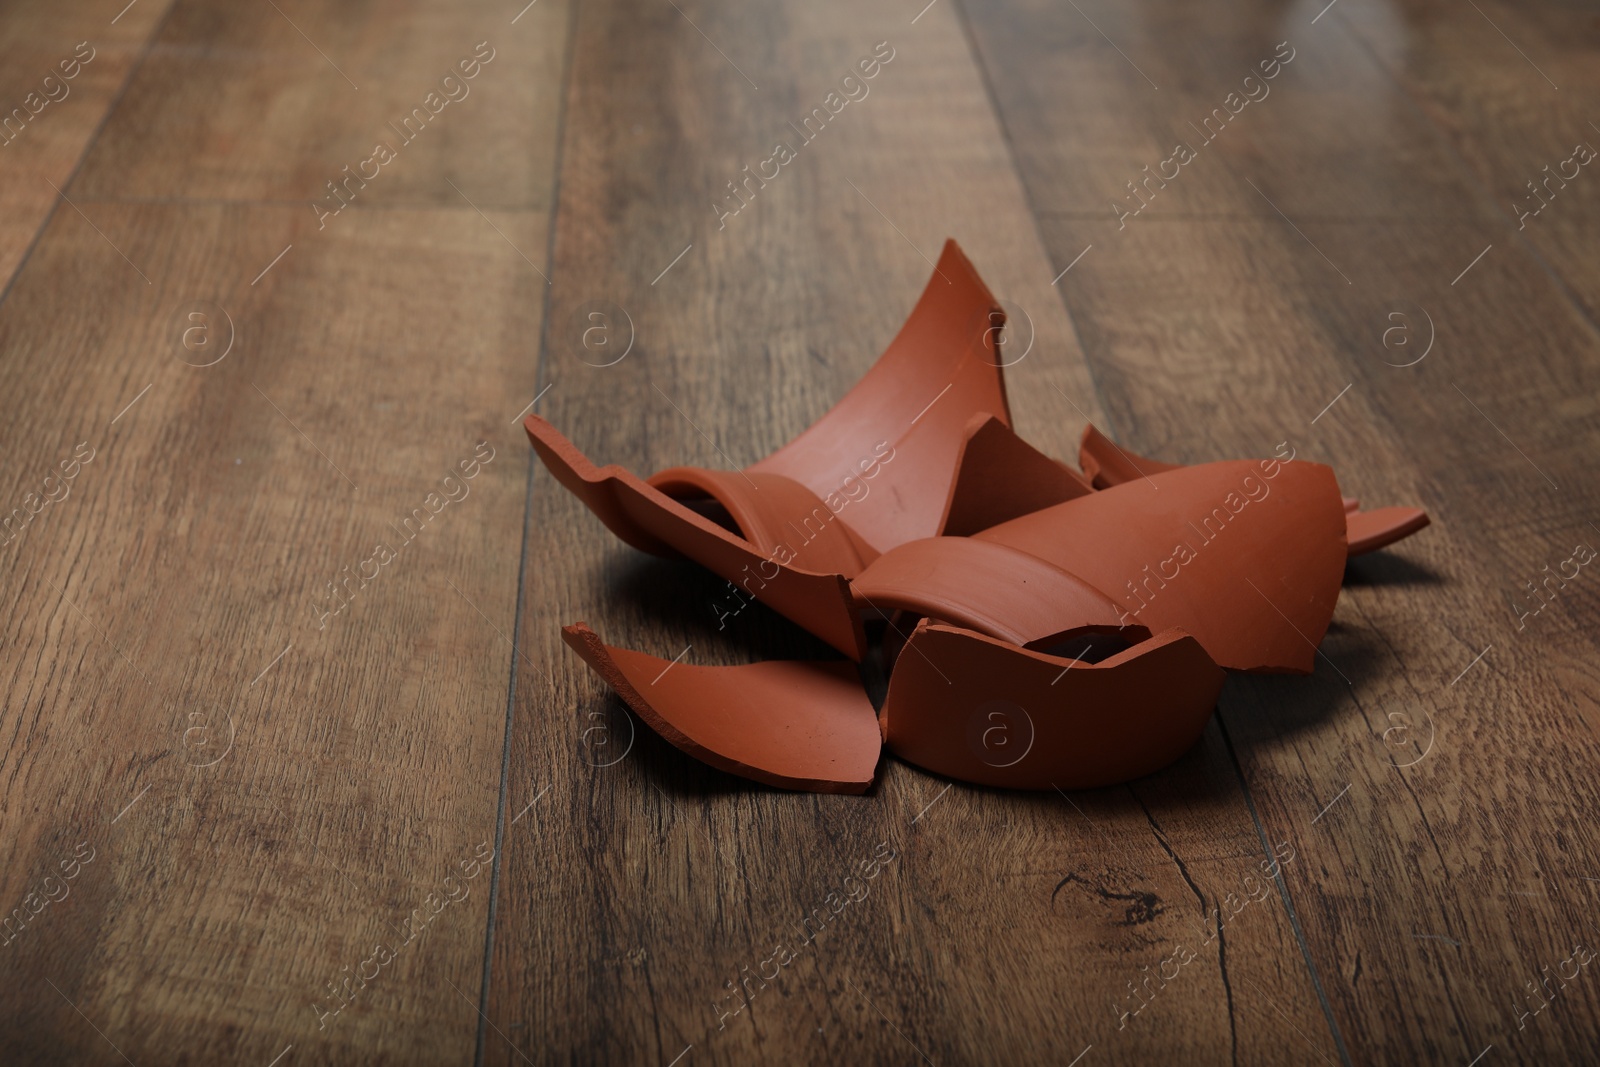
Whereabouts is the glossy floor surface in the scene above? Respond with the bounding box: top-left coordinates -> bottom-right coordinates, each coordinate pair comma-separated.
1,0 -> 1597,1063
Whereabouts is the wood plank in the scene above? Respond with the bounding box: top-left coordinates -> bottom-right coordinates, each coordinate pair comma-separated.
487,1 -> 1338,1063
0,203 -> 544,1067
73,0 -> 567,211
0,0 -> 172,286
1042,211 -> 1600,1065
953,0 -> 1494,224
1336,0 -> 1600,323
961,0 -> 1600,1060
0,0 -> 572,1062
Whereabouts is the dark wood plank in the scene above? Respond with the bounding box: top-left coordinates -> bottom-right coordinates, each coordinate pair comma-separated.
961,0 -> 1600,1061
0,0 -> 572,1062
0,0 -> 172,285
487,1 -> 1338,1063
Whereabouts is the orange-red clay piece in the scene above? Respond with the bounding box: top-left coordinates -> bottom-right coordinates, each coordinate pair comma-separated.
851,537 -> 1142,648
1077,423 -> 1184,489
939,414 -> 1094,536
1078,424 -> 1429,557
1346,505 -> 1432,555
976,459 -> 1347,674
526,418 -> 867,659
562,623 -> 881,793
880,621 -> 1225,790
531,240 -> 1434,795
747,240 -> 1012,554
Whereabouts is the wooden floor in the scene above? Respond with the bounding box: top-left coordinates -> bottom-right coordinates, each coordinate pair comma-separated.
2,0 -> 1597,1063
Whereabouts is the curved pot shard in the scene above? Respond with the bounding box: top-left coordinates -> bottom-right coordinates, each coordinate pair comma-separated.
526,417 -> 866,659
881,621 -> 1225,790
938,413 -> 1094,536
849,536 -> 1142,648
976,459 -> 1348,674
748,239 -> 1013,554
1078,424 -> 1429,558
1346,505 -> 1431,555
562,623 -> 882,794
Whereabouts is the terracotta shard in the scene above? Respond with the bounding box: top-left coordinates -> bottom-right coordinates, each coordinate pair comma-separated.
526,413 -> 677,557
1079,423 -> 1428,557
526,417 -> 866,658
976,459 -> 1348,673
748,239 -> 1012,554
939,414 -> 1093,536
880,621 -> 1225,790
616,241 -> 1014,561
850,536 -> 1141,648
1346,506 -> 1431,556
1078,423 -> 1183,489
647,466 -> 878,576
562,623 -> 881,794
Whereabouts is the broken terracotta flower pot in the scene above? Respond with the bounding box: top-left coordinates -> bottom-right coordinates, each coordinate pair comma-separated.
562,623 -> 881,793
880,621 -> 1225,790
533,239 -> 1433,795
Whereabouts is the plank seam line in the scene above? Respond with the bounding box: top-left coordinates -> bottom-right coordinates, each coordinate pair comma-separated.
0,0 -> 179,314
471,3 -> 583,1064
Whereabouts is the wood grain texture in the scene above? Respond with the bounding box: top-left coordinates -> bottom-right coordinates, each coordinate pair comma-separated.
484,0 -> 1335,1064
1334,0 -> 1600,323
962,0 -> 1600,1062
72,0 -> 567,211
0,204 -> 547,1066
0,0 -> 172,286
0,0 -> 570,1063
4,0 -> 1597,1062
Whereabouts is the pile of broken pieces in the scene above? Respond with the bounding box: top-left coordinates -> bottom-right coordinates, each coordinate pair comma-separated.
524,240 -> 1430,796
